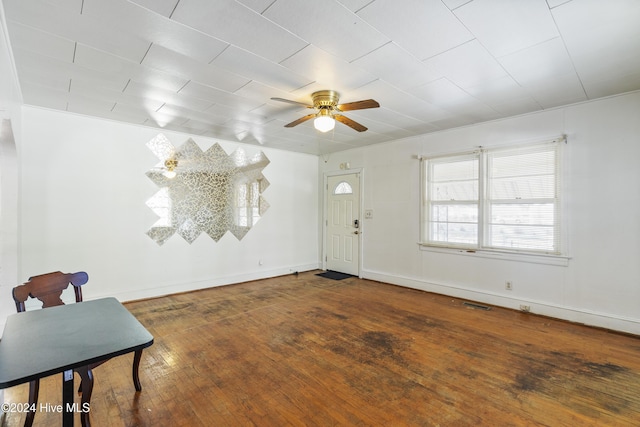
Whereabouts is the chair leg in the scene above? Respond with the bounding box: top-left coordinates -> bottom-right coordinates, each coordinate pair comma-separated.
76,366 -> 93,427
24,379 -> 39,427
132,349 -> 143,391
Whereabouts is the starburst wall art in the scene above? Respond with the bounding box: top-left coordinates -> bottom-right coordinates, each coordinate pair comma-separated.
145,134 -> 270,245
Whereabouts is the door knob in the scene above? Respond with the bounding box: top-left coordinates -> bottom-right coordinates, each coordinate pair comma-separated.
353,230 -> 359,235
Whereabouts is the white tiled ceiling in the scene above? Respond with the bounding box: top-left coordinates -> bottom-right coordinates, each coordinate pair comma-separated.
3,0 -> 640,155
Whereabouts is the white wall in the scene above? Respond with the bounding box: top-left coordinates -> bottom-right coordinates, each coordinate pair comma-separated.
320,91 -> 640,335
18,107 -> 320,303
0,5 -> 22,406
0,2 -> 22,340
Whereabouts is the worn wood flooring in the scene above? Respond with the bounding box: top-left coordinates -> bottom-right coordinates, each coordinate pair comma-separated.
2,270 -> 640,426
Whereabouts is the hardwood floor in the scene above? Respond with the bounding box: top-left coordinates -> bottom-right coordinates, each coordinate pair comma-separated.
3,270 -> 640,426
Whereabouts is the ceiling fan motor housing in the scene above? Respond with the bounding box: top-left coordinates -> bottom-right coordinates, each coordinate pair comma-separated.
312,90 -> 340,109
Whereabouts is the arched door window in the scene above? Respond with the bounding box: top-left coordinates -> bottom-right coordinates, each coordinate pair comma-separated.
333,181 -> 353,195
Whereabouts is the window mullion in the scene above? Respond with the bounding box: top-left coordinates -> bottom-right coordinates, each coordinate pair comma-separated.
478,149 -> 486,249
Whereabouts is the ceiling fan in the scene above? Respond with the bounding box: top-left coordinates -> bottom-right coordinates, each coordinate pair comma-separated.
271,90 -> 380,133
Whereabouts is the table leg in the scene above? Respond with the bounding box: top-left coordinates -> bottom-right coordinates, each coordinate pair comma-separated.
132,349 -> 143,391
24,380 -> 39,427
75,367 -> 93,427
62,370 -> 74,427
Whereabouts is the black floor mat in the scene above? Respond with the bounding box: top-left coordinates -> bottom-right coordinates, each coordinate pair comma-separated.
315,270 -> 355,280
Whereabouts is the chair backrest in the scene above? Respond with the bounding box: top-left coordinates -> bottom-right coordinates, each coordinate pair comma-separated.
12,271 -> 89,312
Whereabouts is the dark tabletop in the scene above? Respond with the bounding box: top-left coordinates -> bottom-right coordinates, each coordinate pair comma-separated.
0,297 -> 154,388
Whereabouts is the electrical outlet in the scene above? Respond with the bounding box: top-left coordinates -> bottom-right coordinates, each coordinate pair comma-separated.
505,281 -> 513,290
520,305 -> 531,312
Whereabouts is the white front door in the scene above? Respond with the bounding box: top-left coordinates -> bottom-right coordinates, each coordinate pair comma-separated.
326,173 -> 360,276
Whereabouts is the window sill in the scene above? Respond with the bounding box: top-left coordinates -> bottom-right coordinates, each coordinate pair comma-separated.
418,244 -> 570,266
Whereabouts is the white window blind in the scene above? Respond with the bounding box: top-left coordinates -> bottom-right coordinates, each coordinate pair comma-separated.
426,154 -> 479,246
421,140 -> 562,255
485,144 -> 559,253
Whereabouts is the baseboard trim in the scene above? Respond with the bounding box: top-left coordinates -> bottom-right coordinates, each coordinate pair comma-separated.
89,263 -> 321,303
362,269 -> 640,336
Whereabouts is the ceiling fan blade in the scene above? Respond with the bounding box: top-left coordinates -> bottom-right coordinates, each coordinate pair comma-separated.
336,99 -> 380,112
284,114 -> 316,128
335,114 -> 368,132
270,97 -> 314,108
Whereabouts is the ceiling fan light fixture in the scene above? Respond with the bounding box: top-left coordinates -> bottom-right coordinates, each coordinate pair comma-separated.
314,109 -> 335,133
274,89 -> 378,133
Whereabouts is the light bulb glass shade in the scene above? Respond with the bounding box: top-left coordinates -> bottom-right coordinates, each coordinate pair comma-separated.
314,110 -> 335,132
163,170 -> 177,179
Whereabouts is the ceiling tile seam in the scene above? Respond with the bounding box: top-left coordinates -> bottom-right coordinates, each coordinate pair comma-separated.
177,117 -> 190,126
390,73 -> 486,117
347,41 -> 444,90
160,4 -> 305,70
418,37 -> 477,63
207,44 -> 231,65
333,0 -> 391,57
233,1 -> 311,59
432,76 -> 501,116
288,80 -> 317,95
139,43 -> 154,64
232,79 -> 253,95
176,80 -> 191,94
491,34 -> 584,107
349,77 -> 382,95
333,4 -> 394,57
348,40 -> 394,64
134,53 -> 238,96
276,43 -> 311,66
450,2 -> 554,60
354,4 -> 475,63
73,40 -> 153,75
6,20 -> 79,64
173,82 -> 225,109
548,7 -> 588,100
437,14 -> 545,106
449,0 -> 583,105
447,1 -> 474,12
168,0 -> 181,19
207,44 -> 313,90
151,3 -> 238,60
351,0 -> 376,14
259,0 -> 278,16
546,0 -> 573,10
494,35 -> 561,60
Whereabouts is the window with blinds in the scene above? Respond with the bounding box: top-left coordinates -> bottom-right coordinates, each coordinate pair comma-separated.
426,154 -> 479,247
421,140 -> 562,255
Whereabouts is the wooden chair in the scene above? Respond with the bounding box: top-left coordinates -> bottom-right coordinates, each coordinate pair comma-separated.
12,271 -> 144,427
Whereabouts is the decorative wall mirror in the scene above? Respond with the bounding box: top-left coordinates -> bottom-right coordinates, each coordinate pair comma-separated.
145,134 -> 270,245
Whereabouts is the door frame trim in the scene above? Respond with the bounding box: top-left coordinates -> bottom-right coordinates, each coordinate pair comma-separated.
322,168 -> 364,277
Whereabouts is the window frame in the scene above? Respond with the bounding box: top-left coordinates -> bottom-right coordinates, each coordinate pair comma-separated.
424,151 -> 480,249
420,139 -> 565,258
